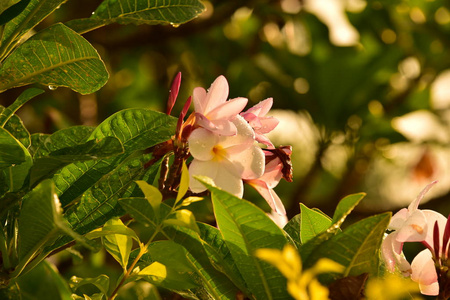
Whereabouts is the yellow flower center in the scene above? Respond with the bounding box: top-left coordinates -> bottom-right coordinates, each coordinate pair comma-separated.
212,145 -> 227,161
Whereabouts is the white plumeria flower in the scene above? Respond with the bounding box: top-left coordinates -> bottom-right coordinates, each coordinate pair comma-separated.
188,115 -> 265,197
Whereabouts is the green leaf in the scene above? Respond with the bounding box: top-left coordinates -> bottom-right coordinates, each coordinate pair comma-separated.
175,161 -> 189,204
85,224 -> 140,243
163,209 -> 200,233
66,0 -> 206,34
53,109 -> 176,207
0,0 -> 67,59
30,126 -> 94,158
135,181 -> 162,215
300,203 -> 332,244
0,23 -> 108,94
69,274 -> 110,297
4,114 -> 31,149
201,178 -> 291,300
197,222 -> 249,296
0,88 -> 44,127
119,197 -> 172,229
51,153 -> 161,250
332,193 -> 366,226
29,136 -> 124,187
0,0 -> 31,26
306,213 -> 391,278
283,214 -> 301,249
15,180 -> 63,276
134,240 -> 198,291
162,225 -> 240,299
102,218 -> 133,270
16,260 -> 73,300
0,127 -> 25,168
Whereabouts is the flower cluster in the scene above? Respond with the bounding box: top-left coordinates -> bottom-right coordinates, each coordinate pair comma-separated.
169,74 -> 292,216
381,181 -> 450,297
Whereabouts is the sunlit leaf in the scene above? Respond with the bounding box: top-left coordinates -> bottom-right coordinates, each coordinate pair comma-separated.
0,23 -> 108,94
135,181 -> 162,214
283,214 -> 301,249
331,193 -> 366,226
199,177 -> 292,300
300,203 -> 332,244
163,209 -> 199,233
102,218 -> 132,270
0,0 -> 67,59
175,161 -> 189,204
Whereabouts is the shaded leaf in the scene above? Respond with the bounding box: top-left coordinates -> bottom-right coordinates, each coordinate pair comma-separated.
300,203 -> 332,244
0,88 -> 44,127
29,136 -> 123,187
0,23 -> 108,94
4,114 -> 31,149
162,225 -> 240,299
200,178 -> 291,300
163,209 -> 200,233
0,0 -> 31,26
328,273 -> 368,300
283,214 -> 301,249
0,127 -> 25,168
119,197 -> 172,230
69,275 -> 110,297
306,213 -> 391,278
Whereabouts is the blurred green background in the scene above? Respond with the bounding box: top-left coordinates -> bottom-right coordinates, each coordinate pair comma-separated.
1,0 -> 450,221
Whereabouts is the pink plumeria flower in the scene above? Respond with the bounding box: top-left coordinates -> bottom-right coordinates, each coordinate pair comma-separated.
245,146 -> 292,216
267,210 -> 288,228
411,249 -> 439,295
193,75 -> 248,136
188,115 -> 265,197
240,98 -> 279,146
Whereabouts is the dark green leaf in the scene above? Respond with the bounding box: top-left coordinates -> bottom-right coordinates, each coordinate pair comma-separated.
0,0 -> 31,26
29,136 -> 123,187
16,180 -> 62,275
306,213 -> 391,278
300,203 -> 332,244
201,178 -> 291,300
0,0 -> 68,60
69,275 -> 109,297
162,225 -> 240,299
283,214 -> 301,249
4,114 -> 31,149
0,88 -> 44,127
49,152 -> 162,250
0,127 -> 25,168
119,197 -> 172,229
53,109 -> 176,207
0,23 -> 108,94
66,0 -> 205,34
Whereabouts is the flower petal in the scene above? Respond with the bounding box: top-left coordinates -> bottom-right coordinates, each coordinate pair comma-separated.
193,87 -> 207,114
407,180 -> 438,212
381,232 -> 410,274
188,128 -> 218,161
231,145 -> 265,180
395,210 -> 428,242
204,75 -> 229,114
220,116 -> 255,148
207,97 -> 248,120
389,208 -> 409,230
247,179 -> 286,215
188,160 -> 218,193
411,249 -> 438,291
